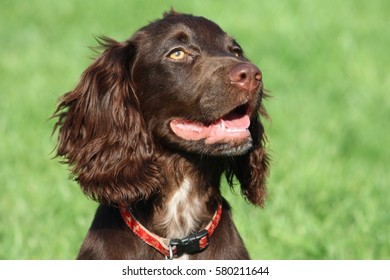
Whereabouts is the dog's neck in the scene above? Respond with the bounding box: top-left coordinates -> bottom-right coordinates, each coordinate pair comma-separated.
158,176 -> 206,239
134,153 -> 224,240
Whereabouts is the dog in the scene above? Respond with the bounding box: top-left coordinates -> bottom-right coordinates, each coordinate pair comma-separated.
53,10 -> 269,260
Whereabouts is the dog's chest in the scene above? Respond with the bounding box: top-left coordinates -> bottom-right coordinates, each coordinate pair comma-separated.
163,178 -> 202,240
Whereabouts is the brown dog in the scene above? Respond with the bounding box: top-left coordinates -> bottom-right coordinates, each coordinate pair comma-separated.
53,11 -> 269,260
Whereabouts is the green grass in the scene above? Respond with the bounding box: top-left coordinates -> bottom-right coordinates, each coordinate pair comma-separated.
1,0 -> 389,259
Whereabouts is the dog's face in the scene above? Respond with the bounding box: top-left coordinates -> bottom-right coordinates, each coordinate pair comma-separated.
54,11 -> 269,206
131,13 -> 264,156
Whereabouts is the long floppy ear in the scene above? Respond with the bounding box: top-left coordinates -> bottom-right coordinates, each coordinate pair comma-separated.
226,107 -> 270,207
53,36 -> 163,205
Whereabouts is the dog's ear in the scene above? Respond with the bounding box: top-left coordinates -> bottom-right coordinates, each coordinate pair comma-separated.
226,108 -> 270,207
53,36 -> 163,205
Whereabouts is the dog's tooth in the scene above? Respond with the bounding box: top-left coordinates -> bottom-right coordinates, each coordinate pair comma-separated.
226,127 -> 247,133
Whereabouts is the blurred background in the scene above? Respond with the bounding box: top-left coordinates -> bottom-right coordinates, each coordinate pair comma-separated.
1,0 -> 389,259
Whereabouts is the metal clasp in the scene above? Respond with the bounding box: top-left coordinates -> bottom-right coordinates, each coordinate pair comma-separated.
165,244 -> 175,260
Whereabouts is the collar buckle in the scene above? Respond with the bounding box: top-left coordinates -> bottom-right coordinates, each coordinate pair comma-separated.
169,229 -> 209,257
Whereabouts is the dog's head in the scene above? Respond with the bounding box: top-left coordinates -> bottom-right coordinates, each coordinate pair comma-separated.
54,11 -> 269,206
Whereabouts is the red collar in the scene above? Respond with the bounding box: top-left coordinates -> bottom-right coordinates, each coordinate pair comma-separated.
119,202 -> 222,259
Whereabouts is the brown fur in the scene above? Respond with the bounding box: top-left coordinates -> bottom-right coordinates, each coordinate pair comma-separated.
53,11 -> 270,259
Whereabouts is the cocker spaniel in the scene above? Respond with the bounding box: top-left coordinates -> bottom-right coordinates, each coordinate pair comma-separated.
53,10 -> 269,260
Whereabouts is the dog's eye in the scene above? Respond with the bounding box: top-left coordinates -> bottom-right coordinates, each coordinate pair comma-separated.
231,47 -> 243,57
169,50 -> 186,60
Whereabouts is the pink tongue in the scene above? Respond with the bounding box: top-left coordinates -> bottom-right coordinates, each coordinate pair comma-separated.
223,113 -> 250,129
170,113 -> 251,144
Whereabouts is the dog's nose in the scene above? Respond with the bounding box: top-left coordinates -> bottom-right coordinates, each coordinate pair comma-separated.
229,63 -> 262,92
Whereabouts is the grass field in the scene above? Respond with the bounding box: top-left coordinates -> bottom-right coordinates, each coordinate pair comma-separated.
1,0 -> 389,259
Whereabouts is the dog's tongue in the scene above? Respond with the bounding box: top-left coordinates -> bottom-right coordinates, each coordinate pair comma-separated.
222,112 -> 250,129
170,113 -> 250,144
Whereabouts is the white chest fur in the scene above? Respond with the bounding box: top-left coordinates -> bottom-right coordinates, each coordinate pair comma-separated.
163,177 -> 201,240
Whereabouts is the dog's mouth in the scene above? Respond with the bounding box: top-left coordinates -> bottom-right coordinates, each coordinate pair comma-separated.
170,104 -> 251,145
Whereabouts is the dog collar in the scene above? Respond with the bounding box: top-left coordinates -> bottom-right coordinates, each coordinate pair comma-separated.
119,201 -> 222,259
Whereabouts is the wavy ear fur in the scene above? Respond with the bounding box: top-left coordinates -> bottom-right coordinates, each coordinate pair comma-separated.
226,107 -> 270,207
53,37 -> 163,205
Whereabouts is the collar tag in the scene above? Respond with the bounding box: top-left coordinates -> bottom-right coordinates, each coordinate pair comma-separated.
170,229 -> 209,256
